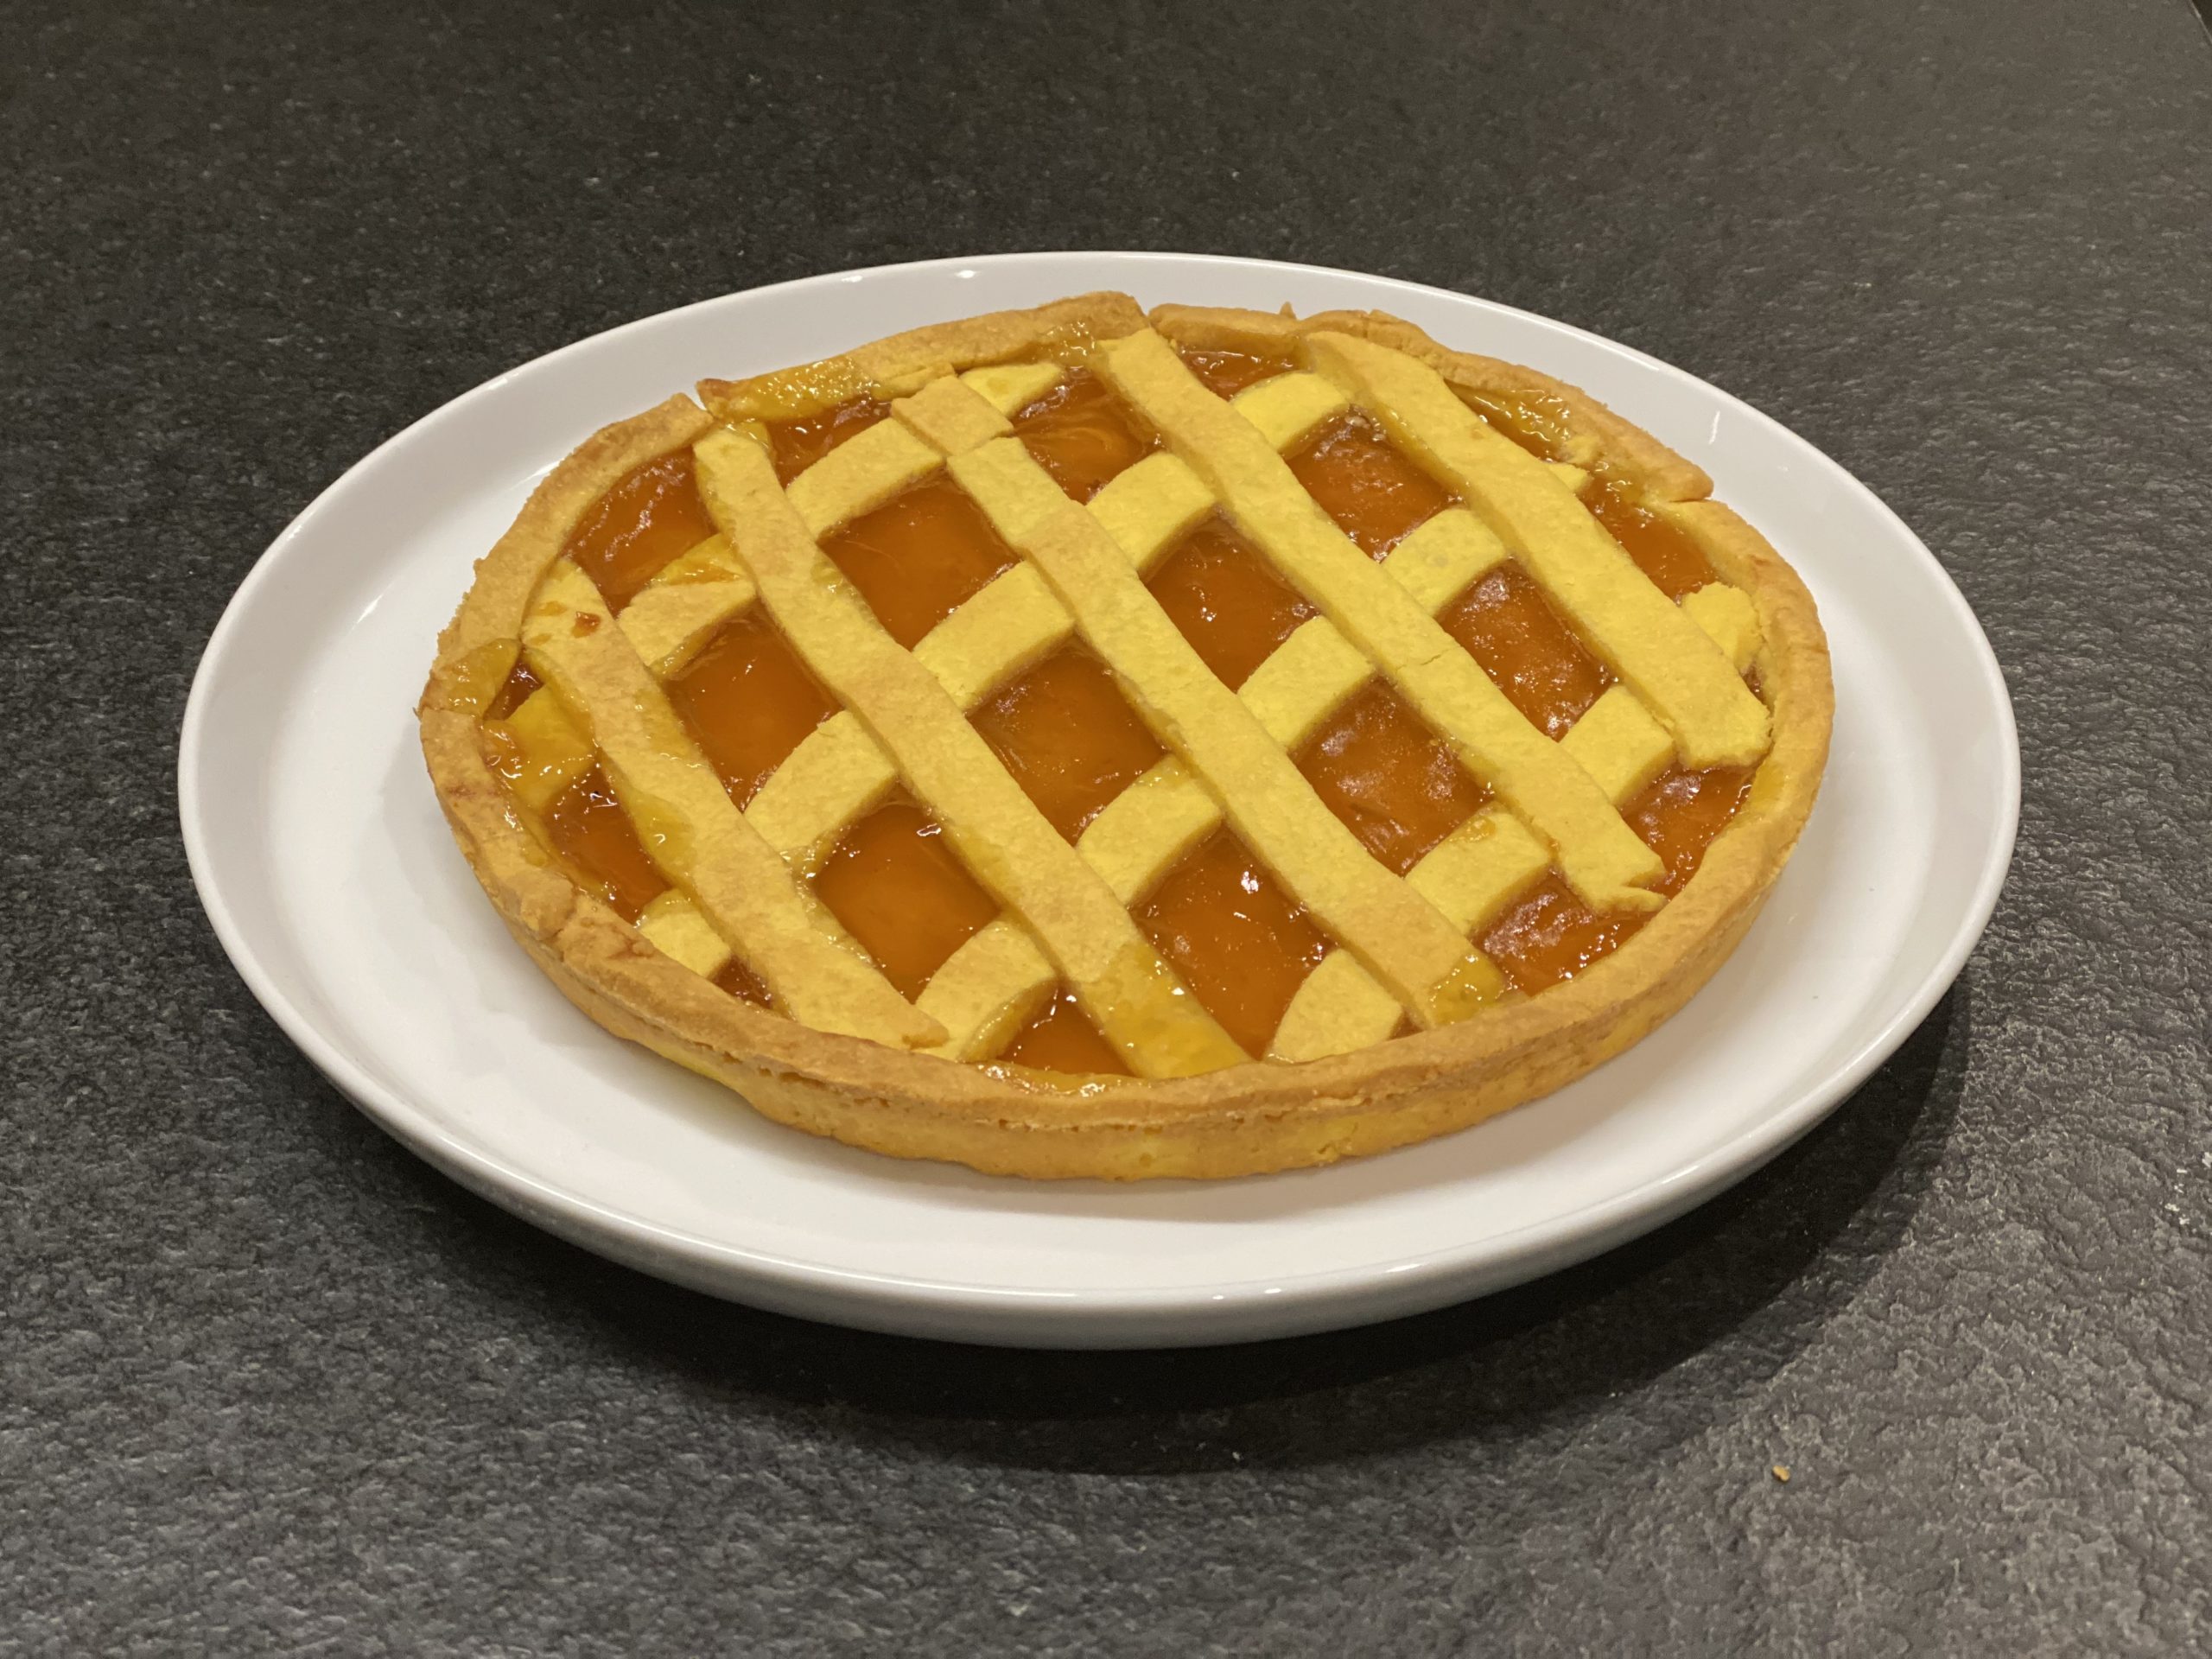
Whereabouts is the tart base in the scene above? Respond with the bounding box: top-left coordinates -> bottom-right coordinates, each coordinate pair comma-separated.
420,295 -> 1832,1180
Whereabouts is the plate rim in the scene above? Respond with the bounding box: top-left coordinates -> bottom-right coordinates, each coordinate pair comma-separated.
178,249 -> 2020,1346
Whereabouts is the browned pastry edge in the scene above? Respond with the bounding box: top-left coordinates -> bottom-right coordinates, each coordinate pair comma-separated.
696,290 -> 1149,423
418,292 -> 1833,1180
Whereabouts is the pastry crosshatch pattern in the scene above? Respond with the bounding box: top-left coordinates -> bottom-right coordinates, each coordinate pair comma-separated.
474,306 -> 1778,1083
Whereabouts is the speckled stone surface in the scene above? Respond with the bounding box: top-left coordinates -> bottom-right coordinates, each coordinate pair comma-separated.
6,0 -> 2210,1652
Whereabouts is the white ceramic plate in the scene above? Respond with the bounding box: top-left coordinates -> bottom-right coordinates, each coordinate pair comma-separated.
180,252 -> 2017,1348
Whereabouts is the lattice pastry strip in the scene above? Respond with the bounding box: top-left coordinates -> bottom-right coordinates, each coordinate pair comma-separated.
1271,581 -> 1764,1061
916,341 -> 1773,1065
743,563 -> 1071,867
500,329 -> 1770,1077
601,363 -> 1337,892
420,294 -> 1833,1186
607,359 -> 1509,1062
1302,330 -> 1770,770
626,367 -> 1369,1060
616,532 -> 755,677
1076,510 -> 1508,900
564,378 -> 1084,1015
607,397 -> 982,683
689,425 -> 1248,1079
515,561 -> 941,1049
946,432 -> 1503,1029
1096,328 -> 1669,915
914,386 -> 1559,1058
601,365 -> 1088,890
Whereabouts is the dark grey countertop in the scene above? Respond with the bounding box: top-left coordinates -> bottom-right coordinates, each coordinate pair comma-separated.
7,1 -> 2210,1652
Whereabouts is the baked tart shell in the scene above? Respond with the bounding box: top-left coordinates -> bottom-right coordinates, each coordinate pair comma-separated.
419,296 -> 1832,1180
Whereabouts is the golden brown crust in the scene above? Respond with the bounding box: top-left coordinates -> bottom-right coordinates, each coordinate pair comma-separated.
419,294 -> 1834,1180
698,291 -> 1149,423
419,396 -> 713,946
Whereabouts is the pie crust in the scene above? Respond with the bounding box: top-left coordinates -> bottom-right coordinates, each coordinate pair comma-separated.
419,293 -> 1831,1179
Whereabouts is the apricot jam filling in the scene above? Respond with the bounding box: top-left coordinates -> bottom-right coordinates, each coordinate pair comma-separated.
538,766 -> 667,923
766,398 -> 888,484
819,474 -> 1017,649
1440,565 -> 1614,739
488,372 -> 1758,1073
486,658 -> 542,720
563,448 -> 721,613
999,986 -> 1132,1077
1145,520 -> 1316,690
969,645 -> 1163,843
1013,370 -> 1157,501
1287,411 -> 1453,557
714,955 -> 775,1010
1580,473 -> 1715,601
478,715 -> 633,911
811,793 -> 998,1002
1294,682 -> 1491,876
1138,829 -> 1331,1060
1181,348 -> 1299,399
665,607 -> 837,806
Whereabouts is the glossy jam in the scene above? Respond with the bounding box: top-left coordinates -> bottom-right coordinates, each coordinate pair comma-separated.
1637,766 -> 1757,893
998,986 -> 1131,1077
810,795 -> 999,1001
1457,388 -> 1577,461
1294,682 -> 1491,874
820,474 -> 1017,648
1287,411 -> 1453,557
1014,370 -> 1156,501
1439,564 -> 1614,738
1180,348 -> 1299,399
714,956 -> 775,1010
1146,519 -> 1317,689
1482,765 -> 1753,993
541,767 -> 667,921
1581,471 -> 1717,600
486,658 -> 541,720
765,399 -> 889,484
496,382 -> 1758,1074
969,646 -> 1163,842
564,451 -> 717,613
1452,386 -> 1719,599
1137,830 -> 1330,1059
665,607 -> 838,806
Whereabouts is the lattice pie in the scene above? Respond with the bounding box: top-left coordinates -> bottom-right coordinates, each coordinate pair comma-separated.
419,294 -> 1830,1179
